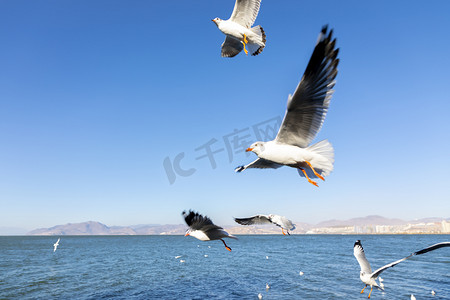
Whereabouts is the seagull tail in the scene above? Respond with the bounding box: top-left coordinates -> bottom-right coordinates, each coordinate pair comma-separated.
299,140 -> 334,178
248,25 -> 266,56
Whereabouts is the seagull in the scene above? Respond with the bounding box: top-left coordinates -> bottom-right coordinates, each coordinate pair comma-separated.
212,0 -> 266,57
299,271 -> 304,276
234,214 -> 295,235
235,25 -> 339,187
265,283 -> 270,290
175,255 -> 182,259
182,210 -> 237,251
411,294 -> 416,300
258,293 -> 263,299
53,238 -> 60,252
431,290 -> 436,296
354,240 -> 450,298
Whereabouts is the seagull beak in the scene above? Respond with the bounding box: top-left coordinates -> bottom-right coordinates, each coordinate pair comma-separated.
211,19 -> 215,23
246,148 -> 253,152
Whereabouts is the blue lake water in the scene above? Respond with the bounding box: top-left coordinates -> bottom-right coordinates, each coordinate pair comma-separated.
0,235 -> 449,299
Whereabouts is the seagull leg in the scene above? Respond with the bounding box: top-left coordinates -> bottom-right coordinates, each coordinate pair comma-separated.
282,228 -> 286,236
299,167 -> 319,187
360,285 -> 367,294
368,286 -> 373,299
241,34 -> 249,55
221,239 -> 232,251
304,160 -> 325,181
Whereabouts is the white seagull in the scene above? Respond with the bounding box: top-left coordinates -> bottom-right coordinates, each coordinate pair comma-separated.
235,26 -> 339,187
212,0 -> 266,57
53,238 -> 60,252
234,214 -> 295,235
354,240 -> 450,298
183,210 -> 237,251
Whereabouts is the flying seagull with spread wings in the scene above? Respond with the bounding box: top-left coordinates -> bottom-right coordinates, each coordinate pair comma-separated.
354,240 -> 450,298
53,238 -> 60,252
235,25 -> 339,187
234,214 -> 295,235
182,210 -> 237,251
212,0 -> 266,57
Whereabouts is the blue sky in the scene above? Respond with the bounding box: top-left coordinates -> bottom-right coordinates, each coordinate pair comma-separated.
1,1 -> 450,232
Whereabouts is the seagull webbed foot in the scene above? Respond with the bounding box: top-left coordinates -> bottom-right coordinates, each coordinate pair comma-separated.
299,166 -> 319,187
368,286 -> 373,298
304,160 -> 325,181
360,285 -> 367,294
241,34 -> 249,55
221,239 -> 232,251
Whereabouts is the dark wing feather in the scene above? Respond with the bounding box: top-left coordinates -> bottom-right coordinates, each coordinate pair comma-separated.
234,215 -> 272,225
275,25 -> 339,148
371,242 -> 450,279
235,158 -> 282,172
221,36 -> 243,57
414,242 -> 450,255
182,210 -> 222,231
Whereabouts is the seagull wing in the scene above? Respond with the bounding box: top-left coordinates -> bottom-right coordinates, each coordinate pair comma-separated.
275,25 -> 339,148
353,241 -> 372,274
229,0 -> 261,28
413,241 -> 450,255
235,158 -> 282,172
234,215 -> 272,225
221,36 -> 243,58
270,215 -> 296,231
182,210 -> 222,231
371,242 -> 450,279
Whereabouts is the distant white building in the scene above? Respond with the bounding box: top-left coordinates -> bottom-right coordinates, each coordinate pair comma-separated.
442,220 -> 450,233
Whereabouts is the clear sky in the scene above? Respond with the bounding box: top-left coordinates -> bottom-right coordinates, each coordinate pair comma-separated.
1,1 -> 450,232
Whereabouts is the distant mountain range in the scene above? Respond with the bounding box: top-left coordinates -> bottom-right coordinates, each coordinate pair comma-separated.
24,215 -> 450,236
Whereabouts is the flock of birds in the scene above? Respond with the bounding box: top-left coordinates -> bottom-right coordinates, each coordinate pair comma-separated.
53,0 -> 449,298
182,210 -> 450,298
185,0 -> 450,298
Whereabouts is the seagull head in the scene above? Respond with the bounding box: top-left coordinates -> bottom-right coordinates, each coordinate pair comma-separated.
246,142 -> 265,155
211,17 -> 222,26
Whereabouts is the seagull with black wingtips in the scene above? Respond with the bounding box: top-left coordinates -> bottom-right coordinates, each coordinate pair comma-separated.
182,210 -> 237,251
354,240 -> 450,298
234,214 -> 295,235
212,0 -> 266,57
235,25 -> 339,187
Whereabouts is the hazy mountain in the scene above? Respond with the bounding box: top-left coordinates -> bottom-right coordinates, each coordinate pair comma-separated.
25,216 -> 449,236
28,221 -> 136,235
315,215 -> 406,227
